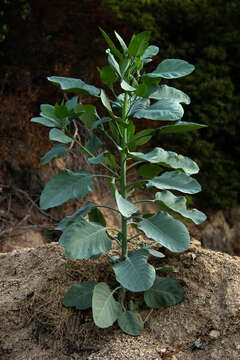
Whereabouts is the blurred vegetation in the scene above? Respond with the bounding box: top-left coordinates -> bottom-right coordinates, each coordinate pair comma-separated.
104,0 -> 240,209
0,0 -> 239,209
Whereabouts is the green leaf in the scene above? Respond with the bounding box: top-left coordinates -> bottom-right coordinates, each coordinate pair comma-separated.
115,189 -> 139,218
100,89 -> 112,112
92,282 -> 122,328
134,99 -> 184,121
150,85 -> 190,105
54,103 -> 69,119
88,151 -> 106,165
105,153 -> 119,169
128,98 -> 150,117
40,104 -> 60,125
88,207 -> 106,227
40,144 -> 68,165
138,243 -> 165,258
128,31 -> 151,57
85,134 -> 102,154
40,170 -> 94,209
48,76 -> 100,97
99,27 -> 122,60
62,281 -> 96,310
113,249 -> 155,292
120,79 -> 136,92
59,216 -> 111,259
141,45 -> 159,64
97,65 -> 118,86
75,104 -> 98,128
56,201 -> 96,231
118,311 -> 144,336
107,50 -> 121,76
137,211 -> 190,252
129,147 -> 199,175
147,170 -> 201,194
30,116 -> 57,128
158,121 -> 208,134
154,190 -> 207,224
66,96 -> 78,112
144,276 -> 184,309
114,31 -> 128,55
91,117 -> 111,130
49,128 -> 72,144
146,59 -> 195,79
137,164 -> 162,179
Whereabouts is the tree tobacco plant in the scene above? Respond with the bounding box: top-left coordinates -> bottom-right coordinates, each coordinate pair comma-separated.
31,29 -> 207,336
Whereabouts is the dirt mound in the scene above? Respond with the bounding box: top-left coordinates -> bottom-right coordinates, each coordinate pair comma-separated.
0,241 -> 240,360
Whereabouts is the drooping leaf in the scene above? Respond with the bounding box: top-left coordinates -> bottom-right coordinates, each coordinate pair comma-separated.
92,282 -> 122,328
100,89 -> 112,112
158,121 -> 208,134
30,116 -> 57,128
91,117 -> 111,130
97,65 -> 118,86
115,189 -> 139,218
144,276 -> 184,309
49,128 -> 72,144
48,76 -> 100,97
59,216 -> 111,259
40,144 -> 68,165
107,50 -> 121,76
56,201 -> 96,231
118,311 -> 144,336
154,190 -> 207,224
141,45 -> 159,64
146,59 -> 195,79
88,151 -> 106,165
150,85 -> 190,104
40,170 -> 94,209
62,281 -> 96,310
88,207 -> 106,227
134,99 -> 184,121
113,249 -> 156,292
147,170 -> 201,194
129,147 -> 199,175
128,31 -> 151,57
85,134 -> 102,154
99,27 -> 123,60
120,80 -> 136,92
128,98 -> 150,117
137,211 -> 190,252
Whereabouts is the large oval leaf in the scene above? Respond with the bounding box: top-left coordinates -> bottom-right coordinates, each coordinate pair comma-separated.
147,170 -> 201,194
115,190 -> 139,218
137,212 -> 190,252
144,276 -> 184,309
92,283 -> 122,328
59,216 -> 111,259
150,85 -> 190,104
129,147 -> 199,175
118,311 -> 144,336
62,281 -> 96,310
113,249 -> 155,292
146,59 -> 195,79
155,191 -> 207,224
40,170 -> 94,209
48,76 -> 100,97
134,99 -> 184,121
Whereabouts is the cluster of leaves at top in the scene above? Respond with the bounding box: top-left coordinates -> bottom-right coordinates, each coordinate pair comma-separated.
31,29 -> 207,336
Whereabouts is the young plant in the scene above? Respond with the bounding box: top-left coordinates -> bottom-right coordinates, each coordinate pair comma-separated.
31,29 -> 207,336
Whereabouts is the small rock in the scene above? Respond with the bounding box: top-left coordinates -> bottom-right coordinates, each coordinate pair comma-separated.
209,330 -> 220,339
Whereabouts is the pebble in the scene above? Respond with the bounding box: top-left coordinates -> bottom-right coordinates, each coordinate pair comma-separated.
209,330 -> 220,339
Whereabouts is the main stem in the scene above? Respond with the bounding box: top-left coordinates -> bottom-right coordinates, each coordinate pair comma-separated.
120,93 -> 129,260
